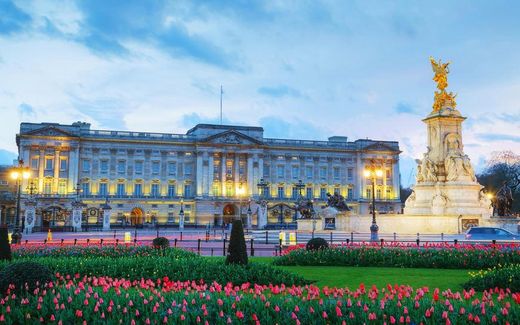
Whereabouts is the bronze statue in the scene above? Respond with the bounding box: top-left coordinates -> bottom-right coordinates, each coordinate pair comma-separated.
325,192 -> 351,211
495,182 -> 513,216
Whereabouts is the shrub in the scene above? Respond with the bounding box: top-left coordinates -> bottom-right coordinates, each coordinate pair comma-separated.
152,237 -> 170,249
306,237 -> 329,251
0,257 -> 308,286
463,264 -> 520,291
0,226 -> 11,261
0,261 -> 53,294
226,220 -> 248,265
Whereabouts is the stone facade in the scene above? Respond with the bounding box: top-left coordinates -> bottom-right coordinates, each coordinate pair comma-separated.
16,122 -> 401,230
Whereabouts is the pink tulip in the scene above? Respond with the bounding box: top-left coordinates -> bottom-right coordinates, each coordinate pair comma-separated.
322,311 -> 328,319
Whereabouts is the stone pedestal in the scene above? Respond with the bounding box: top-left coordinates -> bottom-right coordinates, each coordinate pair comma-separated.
23,200 -> 36,234
71,201 -> 84,232
257,201 -> 267,229
297,218 -> 323,232
102,208 -> 112,231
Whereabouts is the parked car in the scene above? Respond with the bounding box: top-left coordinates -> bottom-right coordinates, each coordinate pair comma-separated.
464,227 -> 517,241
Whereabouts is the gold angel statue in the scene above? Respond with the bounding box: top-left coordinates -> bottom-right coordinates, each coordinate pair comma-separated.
430,57 -> 450,91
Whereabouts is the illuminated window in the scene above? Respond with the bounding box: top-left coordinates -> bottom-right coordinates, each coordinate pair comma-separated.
320,188 -> 327,199
31,158 -> 39,170
45,158 -> 54,171
168,184 -> 176,197
134,183 -> 142,197
151,183 -> 159,197
116,183 -> 125,197
99,183 -> 108,197
277,186 -> 284,199
347,168 -> 353,179
306,187 -> 313,199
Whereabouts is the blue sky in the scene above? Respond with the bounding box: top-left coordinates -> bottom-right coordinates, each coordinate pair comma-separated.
1,0 -> 519,186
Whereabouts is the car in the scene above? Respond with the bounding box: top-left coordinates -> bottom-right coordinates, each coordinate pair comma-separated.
464,227 -> 517,241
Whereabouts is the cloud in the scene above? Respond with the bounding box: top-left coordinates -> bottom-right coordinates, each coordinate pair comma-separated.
476,133 -> 520,143
18,103 -> 36,119
0,1 -> 31,35
259,116 -> 325,140
394,102 -> 416,114
258,85 -> 302,98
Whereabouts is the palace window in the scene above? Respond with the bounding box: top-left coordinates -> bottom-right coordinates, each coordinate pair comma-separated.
319,166 -> 327,179
60,158 -> 67,171
184,184 -> 192,197
366,188 -> 372,199
303,187 -> 311,199
320,187 -> 327,200
81,159 -> 89,172
212,183 -> 220,196
291,187 -> 299,199
31,158 -> 38,170
168,162 -> 177,176
152,161 -> 160,175
386,169 -> 392,179
134,161 -> 143,175
376,188 -> 382,199
117,160 -> 126,174
333,167 -> 340,179
45,158 -> 54,171
386,188 -> 392,199
116,183 -> 125,197
134,183 -> 143,197
184,164 -> 193,176
100,160 -> 108,174
99,183 -> 108,197
263,165 -> 270,178
347,168 -> 353,180
334,187 -> 340,195
277,165 -> 285,178
277,186 -> 284,199
44,181 -> 52,194
151,183 -> 159,197
306,166 -> 313,178
347,188 -> 353,199
58,181 -> 67,195
292,166 -> 299,179
167,184 -> 176,197
81,182 -> 90,196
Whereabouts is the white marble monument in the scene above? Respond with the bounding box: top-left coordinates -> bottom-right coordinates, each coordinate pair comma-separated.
404,58 -> 492,217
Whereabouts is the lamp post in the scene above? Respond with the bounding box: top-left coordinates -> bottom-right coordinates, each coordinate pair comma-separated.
10,159 -> 31,244
364,163 -> 383,242
310,200 -> 317,237
179,197 -> 185,230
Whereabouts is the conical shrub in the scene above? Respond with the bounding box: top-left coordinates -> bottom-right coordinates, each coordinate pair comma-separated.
0,226 -> 11,261
225,219 -> 248,265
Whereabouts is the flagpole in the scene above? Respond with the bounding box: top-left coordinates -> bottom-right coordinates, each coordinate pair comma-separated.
220,85 -> 223,125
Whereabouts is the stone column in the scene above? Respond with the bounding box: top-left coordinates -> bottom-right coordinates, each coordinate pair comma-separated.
207,153 -> 214,196
247,153 -> 253,196
67,147 -> 79,194
38,148 -> 45,192
257,155 -> 264,196
71,201 -> 83,232
23,199 -> 37,234
382,159 -> 387,199
53,149 -> 60,193
392,157 -> 400,200
234,153 -> 240,194
356,155 -> 363,200
221,153 -> 226,196
196,151 -> 204,197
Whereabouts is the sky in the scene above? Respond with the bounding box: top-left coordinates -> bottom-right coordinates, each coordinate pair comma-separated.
1,0 -> 519,187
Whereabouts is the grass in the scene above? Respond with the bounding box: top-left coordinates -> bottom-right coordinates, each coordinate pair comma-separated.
223,257 -> 470,290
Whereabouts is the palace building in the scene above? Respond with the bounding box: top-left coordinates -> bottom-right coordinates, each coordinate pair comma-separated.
16,122 -> 401,230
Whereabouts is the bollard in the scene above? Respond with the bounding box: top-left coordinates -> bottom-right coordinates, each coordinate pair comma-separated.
206,231 -> 209,242
380,238 -> 384,247
223,238 -> 227,256
113,230 -> 116,239
330,232 -> 333,245
312,230 -> 315,239
116,238 -> 119,245
74,238 -> 77,245
350,232 -> 354,243
134,229 -> 138,241
100,238 -> 104,246
180,232 -> 183,241
25,239 -> 28,245
87,238 -> 90,245
44,239 -> 47,244
393,232 -> 396,241
346,238 -> 350,245
197,239 -> 201,255
250,238 -> 255,257
174,238 -> 177,248
60,238 -> 64,246
156,229 -> 159,238
265,231 -> 268,244
441,232 -> 444,241
454,239 -> 458,245
211,248 -> 214,256
416,238 -> 420,246
279,238 -> 283,256
133,238 -> 137,246
492,239 -> 496,245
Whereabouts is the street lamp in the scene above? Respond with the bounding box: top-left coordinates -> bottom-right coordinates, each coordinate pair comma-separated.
10,159 -> 31,244
310,200 -> 317,237
179,197 -> 185,230
364,163 -> 383,242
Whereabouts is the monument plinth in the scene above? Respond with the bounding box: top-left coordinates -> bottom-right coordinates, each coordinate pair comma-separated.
404,57 -> 492,217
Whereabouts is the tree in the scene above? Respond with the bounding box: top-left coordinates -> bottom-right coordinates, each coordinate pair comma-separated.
477,150 -> 520,213
225,220 -> 248,265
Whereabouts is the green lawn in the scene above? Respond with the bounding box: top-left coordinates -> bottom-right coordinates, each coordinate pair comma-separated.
212,257 -> 470,291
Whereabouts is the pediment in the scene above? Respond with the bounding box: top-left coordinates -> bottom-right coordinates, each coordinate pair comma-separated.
363,142 -> 399,152
25,126 -> 77,138
202,130 -> 263,145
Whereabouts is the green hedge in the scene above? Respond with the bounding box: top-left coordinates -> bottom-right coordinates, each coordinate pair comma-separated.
463,264 -> 520,291
274,246 -> 520,269
0,257 -> 309,286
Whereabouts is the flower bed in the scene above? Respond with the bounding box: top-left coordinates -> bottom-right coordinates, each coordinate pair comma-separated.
275,244 -> 520,269
465,264 -> 520,291
0,275 -> 518,324
12,244 -> 197,259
